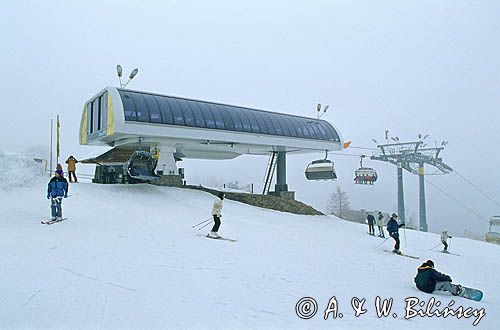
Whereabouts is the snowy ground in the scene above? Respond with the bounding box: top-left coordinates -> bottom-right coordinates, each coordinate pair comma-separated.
0,152 -> 498,329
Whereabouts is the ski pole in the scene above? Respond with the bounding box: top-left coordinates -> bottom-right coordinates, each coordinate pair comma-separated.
197,220 -> 213,231
375,237 -> 390,249
403,226 -> 407,248
429,242 -> 441,251
192,217 -> 212,228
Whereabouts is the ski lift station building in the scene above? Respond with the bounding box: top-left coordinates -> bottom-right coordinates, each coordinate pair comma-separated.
80,87 -> 344,198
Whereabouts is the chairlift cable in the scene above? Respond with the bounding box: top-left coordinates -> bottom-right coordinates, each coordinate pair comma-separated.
424,178 -> 489,224
452,169 -> 500,208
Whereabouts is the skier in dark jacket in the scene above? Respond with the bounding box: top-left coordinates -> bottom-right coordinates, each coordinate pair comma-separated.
414,260 -> 462,296
47,169 -> 69,221
386,213 -> 405,254
366,213 -> 376,236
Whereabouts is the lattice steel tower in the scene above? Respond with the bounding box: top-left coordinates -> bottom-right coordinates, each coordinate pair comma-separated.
371,137 -> 452,231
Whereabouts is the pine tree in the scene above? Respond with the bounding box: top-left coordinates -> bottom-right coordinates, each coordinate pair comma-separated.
327,186 -> 351,219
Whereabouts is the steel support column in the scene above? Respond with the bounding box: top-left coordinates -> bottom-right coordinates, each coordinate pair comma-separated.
274,152 -> 288,192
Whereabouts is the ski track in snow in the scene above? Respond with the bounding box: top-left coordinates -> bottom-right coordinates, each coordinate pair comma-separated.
20,289 -> 42,309
58,266 -> 137,292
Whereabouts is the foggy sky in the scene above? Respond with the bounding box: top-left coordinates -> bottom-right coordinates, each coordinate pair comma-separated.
1,0 -> 499,237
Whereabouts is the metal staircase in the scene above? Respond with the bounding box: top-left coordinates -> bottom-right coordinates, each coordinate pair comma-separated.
262,152 -> 278,195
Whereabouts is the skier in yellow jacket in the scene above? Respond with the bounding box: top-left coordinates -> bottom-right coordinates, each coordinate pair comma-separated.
65,155 -> 78,183
208,192 -> 224,238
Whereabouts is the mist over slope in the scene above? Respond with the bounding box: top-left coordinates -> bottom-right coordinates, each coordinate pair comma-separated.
0,151 -> 498,329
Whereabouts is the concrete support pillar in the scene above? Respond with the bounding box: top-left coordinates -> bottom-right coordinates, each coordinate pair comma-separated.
151,145 -> 177,175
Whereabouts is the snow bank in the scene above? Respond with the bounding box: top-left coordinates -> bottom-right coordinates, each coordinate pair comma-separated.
0,151 -> 498,329
0,150 -> 47,190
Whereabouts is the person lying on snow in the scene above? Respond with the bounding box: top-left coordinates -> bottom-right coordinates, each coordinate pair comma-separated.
414,259 -> 462,296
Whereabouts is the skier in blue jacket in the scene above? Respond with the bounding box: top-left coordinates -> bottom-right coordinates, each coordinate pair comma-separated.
47,169 -> 69,221
386,213 -> 405,254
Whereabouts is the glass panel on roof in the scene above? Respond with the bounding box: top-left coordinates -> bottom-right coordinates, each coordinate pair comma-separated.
281,116 -> 299,137
245,111 -> 261,133
268,113 -> 284,136
236,108 -> 252,132
225,105 -> 243,131
186,100 -> 207,128
207,104 -> 226,129
275,114 -> 291,136
155,96 -> 173,125
306,121 -> 320,139
132,94 -> 150,122
168,98 -> 186,125
294,117 -> 311,138
121,92 -> 138,121
319,121 -> 337,141
252,111 -> 269,134
313,120 -> 328,138
198,102 -> 216,128
175,99 -> 196,127
302,119 -> 318,139
144,94 -> 162,123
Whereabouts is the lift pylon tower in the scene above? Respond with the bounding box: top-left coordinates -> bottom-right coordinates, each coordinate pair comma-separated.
371,140 -> 453,232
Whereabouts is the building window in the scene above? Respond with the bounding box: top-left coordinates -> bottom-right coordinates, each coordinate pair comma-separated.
97,95 -> 102,131
88,101 -> 93,134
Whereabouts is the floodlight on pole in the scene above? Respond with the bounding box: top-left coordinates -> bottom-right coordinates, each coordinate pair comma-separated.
117,65 -> 123,88
316,103 -> 330,119
129,68 -> 138,79
372,139 -> 378,144
122,68 -> 139,89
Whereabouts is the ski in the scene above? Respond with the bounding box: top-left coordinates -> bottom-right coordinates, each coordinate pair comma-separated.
438,250 -> 461,256
41,218 -> 68,225
198,234 -> 237,242
383,249 -> 420,259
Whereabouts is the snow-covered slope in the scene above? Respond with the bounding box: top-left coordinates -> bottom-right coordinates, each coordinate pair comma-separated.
0,153 -> 498,329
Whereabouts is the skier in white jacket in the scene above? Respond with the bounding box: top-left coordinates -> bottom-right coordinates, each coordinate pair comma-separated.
208,192 -> 224,238
441,229 -> 452,252
376,211 -> 385,238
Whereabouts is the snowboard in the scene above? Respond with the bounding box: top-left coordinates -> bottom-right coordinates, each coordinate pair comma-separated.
41,218 -> 68,225
459,286 -> 483,301
383,249 -> 420,259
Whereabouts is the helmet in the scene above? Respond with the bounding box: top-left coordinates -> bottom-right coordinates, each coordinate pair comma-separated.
442,228 -> 448,232
391,213 -> 398,218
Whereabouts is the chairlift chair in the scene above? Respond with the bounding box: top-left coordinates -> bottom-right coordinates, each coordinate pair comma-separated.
354,155 -> 378,185
125,150 -> 160,181
305,152 -> 337,181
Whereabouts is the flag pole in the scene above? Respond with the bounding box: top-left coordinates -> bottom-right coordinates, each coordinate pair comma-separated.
49,118 -> 53,175
56,115 -> 61,166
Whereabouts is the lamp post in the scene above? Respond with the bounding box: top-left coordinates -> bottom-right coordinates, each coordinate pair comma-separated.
117,65 -> 139,89
316,103 -> 330,119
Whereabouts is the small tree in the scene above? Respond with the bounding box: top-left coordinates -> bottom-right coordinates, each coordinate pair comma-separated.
327,186 -> 351,219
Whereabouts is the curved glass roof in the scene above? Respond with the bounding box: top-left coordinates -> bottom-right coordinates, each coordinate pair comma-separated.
118,89 -> 340,142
